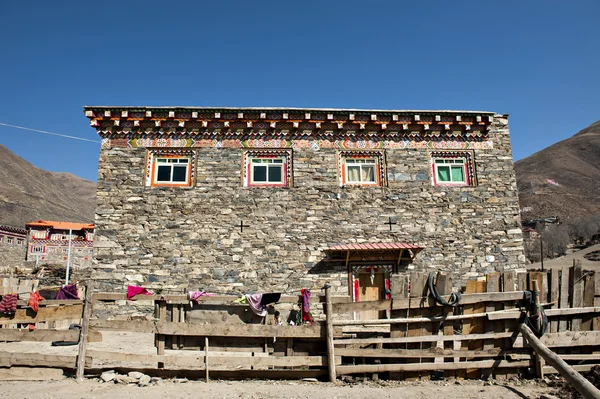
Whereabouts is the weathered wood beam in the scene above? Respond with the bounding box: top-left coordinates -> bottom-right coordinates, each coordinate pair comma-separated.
334,331 -> 516,345
336,359 -> 529,375
0,329 -> 101,343
0,304 -> 83,325
519,323 -> 600,399
335,347 -> 509,358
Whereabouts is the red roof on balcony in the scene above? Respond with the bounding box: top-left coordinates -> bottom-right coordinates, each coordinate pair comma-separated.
326,243 -> 424,251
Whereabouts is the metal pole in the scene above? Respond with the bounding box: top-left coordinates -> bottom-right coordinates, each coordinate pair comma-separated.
65,229 -> 73,285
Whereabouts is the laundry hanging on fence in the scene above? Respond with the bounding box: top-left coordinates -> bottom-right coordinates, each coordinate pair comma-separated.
127,285 -> 154,301
57,284 -> 79,300
188,291 -> 217,306
0,294 -> 18,314
28,290 -> 44,312
300,288 -> 313,324
244,293 -> 281,316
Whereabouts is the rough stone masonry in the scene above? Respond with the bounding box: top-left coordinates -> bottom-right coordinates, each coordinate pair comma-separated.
85,107 -> 526,295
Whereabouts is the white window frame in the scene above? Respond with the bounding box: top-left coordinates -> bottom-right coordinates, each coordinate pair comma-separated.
153,157 -> 191,186
432,157 -> 468,186
249,157 -> 285,185
344,157 -> 378,185
6,237 -> 13,244
243,150 -> 292,188
32,244 -> 43,253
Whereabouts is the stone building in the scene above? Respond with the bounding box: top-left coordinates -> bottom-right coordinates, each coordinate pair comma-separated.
25,220 -> 94,269
0,225 -> 27,268
85,107 -> 526,298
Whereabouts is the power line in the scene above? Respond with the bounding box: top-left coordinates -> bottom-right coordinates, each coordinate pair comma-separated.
0,122 -> 101,144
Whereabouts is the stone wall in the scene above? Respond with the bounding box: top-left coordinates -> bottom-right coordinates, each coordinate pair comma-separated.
93,115 -> 525,294
0,241 -> 27,269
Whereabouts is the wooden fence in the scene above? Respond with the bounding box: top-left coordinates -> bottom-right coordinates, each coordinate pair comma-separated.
0,261 -> 598,382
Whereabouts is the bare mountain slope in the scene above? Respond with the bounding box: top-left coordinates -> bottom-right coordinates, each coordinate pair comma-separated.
515,120 -> 600,221
0,144 -> 96,228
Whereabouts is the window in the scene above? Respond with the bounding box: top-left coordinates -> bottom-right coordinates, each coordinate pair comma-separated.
430,151 -> 476,186
16,239 -> 23,245
31,244 -> 43,253
6,237 -> 13,244
146,149 -> 197,187
31,230 -> 46,239
243,150 -> 292,187
0,235 -> 3,242
338,151 -> 385,187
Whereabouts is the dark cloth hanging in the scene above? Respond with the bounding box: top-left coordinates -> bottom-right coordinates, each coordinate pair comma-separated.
301,289 -> 313,324
260,293 -> 281,307
57,284 -> 79,300
0,294 -> 18,314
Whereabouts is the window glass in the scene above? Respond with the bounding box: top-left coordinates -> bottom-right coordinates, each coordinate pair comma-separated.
451,166 -> 465,182
253,165 -> 267,182
157,165 -> 171,181
172,165 -> 188,182
268,165 -> 282,182
437,166 -> 451,182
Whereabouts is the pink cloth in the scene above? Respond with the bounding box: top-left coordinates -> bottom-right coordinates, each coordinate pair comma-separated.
246,293 -> 267,316
127,285 -> 154,300
188,291 -> 217,306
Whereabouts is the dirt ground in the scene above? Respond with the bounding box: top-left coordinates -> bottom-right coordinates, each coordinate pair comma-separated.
0,378 -> 564,399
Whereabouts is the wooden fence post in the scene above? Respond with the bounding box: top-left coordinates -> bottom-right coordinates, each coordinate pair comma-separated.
324,284 -> 336,383
76,283 -> 93,381
205,337 -> 209,383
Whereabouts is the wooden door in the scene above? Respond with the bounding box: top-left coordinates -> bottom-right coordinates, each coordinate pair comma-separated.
358,272 -> 385,320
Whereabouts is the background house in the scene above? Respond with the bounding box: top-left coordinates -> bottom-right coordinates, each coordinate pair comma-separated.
25,220 -> 94,269
85,107 -> 526,298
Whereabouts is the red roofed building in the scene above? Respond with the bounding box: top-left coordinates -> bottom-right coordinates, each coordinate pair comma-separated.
25,220 -> 94,268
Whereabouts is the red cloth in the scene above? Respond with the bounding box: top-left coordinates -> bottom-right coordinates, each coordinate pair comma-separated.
127,285 -> 154,300
28,290 -> 44,312
0,294 -> 18,314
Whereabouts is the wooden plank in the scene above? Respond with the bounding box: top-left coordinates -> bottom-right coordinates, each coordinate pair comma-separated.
517,272 -> 527,291
582,271 -> 595,331
157,300 -> 166,369
0,367 -> 65,381
334,331 -> 516,345
336,360 -> 529,375
92,293 -> 350,304
503,271 -> 515,292
392,291 -> 523,310
89,319 -> 155,333
87,350 -> 329,367
550,269 -> 560,333
76,284 -> 92,381
0,329 -> 101,343
335,347 -> 505,358
0,352 -> 79,368
572,261 -> 584,331
0,304 -> 83,325
519,323 -> 600,399
16,300 -> 84,307
543,364 -> 600,374
559,267 -> 570,332
513,331 -> 600,348
324,284 -> 335,383
334,308 -> 524,325
389,273 -> 408,381
435,272 -> 453,377
484,273 -> 500,361
155,322 -> 326,338
333,299 -> 391,313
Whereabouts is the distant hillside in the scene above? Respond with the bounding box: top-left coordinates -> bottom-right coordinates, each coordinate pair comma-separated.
515,120 -> 600,222
0,144 -> 96,228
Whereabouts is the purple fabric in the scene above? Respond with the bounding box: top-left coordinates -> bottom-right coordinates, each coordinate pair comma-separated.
245,293 -> 266,316
302,289 -> 310,313
189,291 -> 216,301
57,284 -> 79,300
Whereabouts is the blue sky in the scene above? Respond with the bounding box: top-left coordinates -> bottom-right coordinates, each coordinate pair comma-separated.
0,1 -> 598,182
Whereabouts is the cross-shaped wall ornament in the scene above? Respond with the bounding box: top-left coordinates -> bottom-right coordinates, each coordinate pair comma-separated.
238,220 -> 250,233
385,217 -> 397,232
